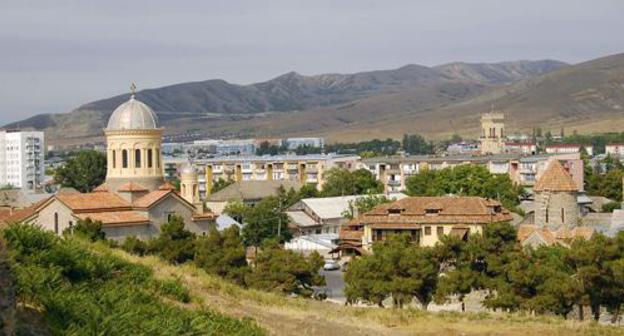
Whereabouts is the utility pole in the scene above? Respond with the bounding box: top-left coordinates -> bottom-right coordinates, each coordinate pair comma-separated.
277,198 -> 282,240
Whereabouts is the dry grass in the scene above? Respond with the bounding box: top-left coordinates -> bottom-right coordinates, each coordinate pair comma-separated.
86,242 -> 624,336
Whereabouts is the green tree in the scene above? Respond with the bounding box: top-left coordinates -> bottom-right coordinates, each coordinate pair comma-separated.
54,150 -> 107,192
345,234 -> 440,308
212,177 -> 234,193
245,240 -> 325,297
402,134 -> 433,155
298,183 -> 319,199
237,197 -> 292,247
194,226 -> 249,285
65,217 -> 106,242
405,165 -> 522,210
342,194 -> 392,219
121,236 -> 148,256
148,215 -> 196,264
321,168 -> 383,197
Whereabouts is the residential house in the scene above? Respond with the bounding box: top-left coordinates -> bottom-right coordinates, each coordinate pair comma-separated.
339,196 -> 513,253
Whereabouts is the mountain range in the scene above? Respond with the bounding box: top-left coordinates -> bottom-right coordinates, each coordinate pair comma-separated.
5,53 -> 624,146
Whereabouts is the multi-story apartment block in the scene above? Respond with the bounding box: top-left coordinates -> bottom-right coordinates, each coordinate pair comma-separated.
0,130 -> 45,190
164,154 -> 359,198
545,144 -> 593,157
605,144 -> 624,156
363,153 -> 584,193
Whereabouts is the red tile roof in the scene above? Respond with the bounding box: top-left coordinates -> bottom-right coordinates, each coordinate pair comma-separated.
1,197 -> 51,224
133,190 -> 174,208
533,160 -> 578,192
56,192 -> 130,212
158,181 -> 176,190
117,182 -> 148,192
349,196 -> 512,227
75,211 -> 150,227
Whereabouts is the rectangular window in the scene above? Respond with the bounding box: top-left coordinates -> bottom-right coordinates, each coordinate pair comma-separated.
425,226 -> 431,235
561,208 -> 565,223
437,226 -> 444,236
545,209 -> 549,223
147,149 -> 153,168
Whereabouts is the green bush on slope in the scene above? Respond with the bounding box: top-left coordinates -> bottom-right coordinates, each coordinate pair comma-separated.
2,223 -> 264,336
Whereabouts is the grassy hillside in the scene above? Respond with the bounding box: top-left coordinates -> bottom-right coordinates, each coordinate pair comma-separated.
3,223 -> 623,335
1,224 -> 264,335
93,238 -> 623,335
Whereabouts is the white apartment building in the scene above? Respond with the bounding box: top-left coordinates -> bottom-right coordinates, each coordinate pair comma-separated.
0,130 -> 45,189
605,144 -> 624,156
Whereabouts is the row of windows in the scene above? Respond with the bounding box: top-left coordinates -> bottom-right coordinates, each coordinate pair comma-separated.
424,226 -> 445,236
112,149 -> 160,169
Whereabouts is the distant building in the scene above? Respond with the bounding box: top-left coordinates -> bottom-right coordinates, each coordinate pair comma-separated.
165,154 -> 359,197
0,130 -> 45,190
339,196 -> 512,253
215,139 -> 255,156
205,180 -> 303,215
282,137 -> 324,150
545,144 -> 593,156
605,144 -> 624,156
504,141 -> 537,155
446,142 -> 480,155
479,112 -> 506,155
286,193 -> 407,235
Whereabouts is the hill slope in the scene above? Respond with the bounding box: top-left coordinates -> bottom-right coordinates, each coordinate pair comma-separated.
3,60 -> 566,145
203,53 -> 624,142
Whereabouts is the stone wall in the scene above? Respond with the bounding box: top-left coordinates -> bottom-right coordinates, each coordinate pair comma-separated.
534,191 -> 578,230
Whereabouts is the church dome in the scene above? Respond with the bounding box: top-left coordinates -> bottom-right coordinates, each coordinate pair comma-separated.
107,95 -> 158,130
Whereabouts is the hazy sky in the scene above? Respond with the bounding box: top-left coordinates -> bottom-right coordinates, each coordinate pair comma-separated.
1,0 -> 623,124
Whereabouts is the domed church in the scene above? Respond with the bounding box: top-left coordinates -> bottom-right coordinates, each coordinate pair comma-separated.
12,87 -> 214,239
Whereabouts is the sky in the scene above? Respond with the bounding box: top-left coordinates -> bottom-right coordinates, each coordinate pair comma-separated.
1,0 -> 623,124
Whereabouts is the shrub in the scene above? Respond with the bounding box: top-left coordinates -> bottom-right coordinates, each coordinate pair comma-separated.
2,224 -> 264,335
121,236 -> 149,256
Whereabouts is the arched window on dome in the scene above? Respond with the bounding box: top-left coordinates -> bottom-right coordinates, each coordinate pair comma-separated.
112,150 -> 116,168
135,149 -> 141,168
147,149 -> 153,168
122,150 -> 128,168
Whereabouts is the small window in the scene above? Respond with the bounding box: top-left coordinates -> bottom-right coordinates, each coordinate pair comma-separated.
425,208 -> 440,214
122,150 -> 128,168
147,149 -> 153,168
437,226 -> 444,236
156,151 -> 160,168
112,150 -> 116,168
545,209 -> 549,223
54,212 -> 58,234
388,208 -> 403,215
135,149 -> 141,168
425,226 -> 431,236
561,208 -> 565,223
69,221 -> 73,228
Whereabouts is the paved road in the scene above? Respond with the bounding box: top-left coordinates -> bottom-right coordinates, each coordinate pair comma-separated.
320,269 -> 345,303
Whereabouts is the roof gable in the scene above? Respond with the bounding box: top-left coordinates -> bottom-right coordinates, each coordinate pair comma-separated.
534,160 -> 578,192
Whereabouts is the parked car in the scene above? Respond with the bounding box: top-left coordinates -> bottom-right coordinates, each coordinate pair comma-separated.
323,259 -> 340,271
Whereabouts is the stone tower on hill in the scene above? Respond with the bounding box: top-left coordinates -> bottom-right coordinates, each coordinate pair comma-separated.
533,160 -> 579,230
